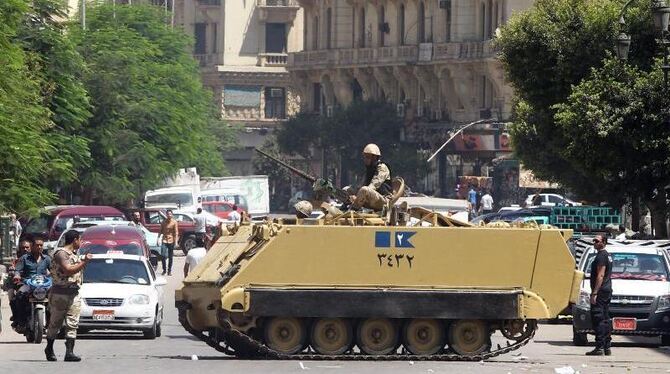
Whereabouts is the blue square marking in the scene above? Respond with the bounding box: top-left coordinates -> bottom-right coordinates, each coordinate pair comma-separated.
375,231 -> 391,248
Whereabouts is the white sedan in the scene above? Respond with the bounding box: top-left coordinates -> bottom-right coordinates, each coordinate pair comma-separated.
79,254 -> 166,339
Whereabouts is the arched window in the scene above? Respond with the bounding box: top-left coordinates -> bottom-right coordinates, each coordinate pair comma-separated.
313,16 -> 319,49
326,8 -> 332,49
399,4 -> 405,45
418,2 -> 425,43
444,0 -> 451,42
379,6 -> 385,46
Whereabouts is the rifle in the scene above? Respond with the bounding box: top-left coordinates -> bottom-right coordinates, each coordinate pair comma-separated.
254,148 -> 351,203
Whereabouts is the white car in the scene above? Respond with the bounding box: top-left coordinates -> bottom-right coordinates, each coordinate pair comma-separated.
572,243 -> 670,346
79,254 -> 166,339
525,193 -> 582,207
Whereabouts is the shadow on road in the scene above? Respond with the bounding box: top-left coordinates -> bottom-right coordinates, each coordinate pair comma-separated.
78,333 -> 145,340
535,339 -> 661,349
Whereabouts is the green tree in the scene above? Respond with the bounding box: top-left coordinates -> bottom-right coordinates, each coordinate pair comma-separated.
18,0 -> 92,198
71,4 -> 233,204
496,0 -> 668,235
0,0 -> 56,214
275,100 -> 427,191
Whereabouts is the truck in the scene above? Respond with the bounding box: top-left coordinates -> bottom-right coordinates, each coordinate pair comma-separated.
200,175 -> 270,217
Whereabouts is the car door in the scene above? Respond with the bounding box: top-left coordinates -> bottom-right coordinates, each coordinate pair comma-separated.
142,210 -> 165,233
147,262 -> 164,316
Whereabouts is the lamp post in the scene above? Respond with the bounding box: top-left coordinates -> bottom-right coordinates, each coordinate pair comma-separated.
617,0 -> 670,87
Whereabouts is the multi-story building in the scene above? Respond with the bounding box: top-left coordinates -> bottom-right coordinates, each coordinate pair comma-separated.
288,0 -> 531,195
173,0 -> 304,174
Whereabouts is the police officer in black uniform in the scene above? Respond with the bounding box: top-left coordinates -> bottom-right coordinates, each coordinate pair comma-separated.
586,234 -> 613,356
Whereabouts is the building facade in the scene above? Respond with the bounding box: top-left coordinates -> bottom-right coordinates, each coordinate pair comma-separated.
173,0 -> 304,174
288,0 -> 531,196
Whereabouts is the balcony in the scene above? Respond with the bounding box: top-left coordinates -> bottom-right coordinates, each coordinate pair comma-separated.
256,0 -> 300,23
258,53 -> 288,67
288,41 -> 495,70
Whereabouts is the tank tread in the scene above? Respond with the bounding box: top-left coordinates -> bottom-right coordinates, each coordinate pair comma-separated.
177,303 -> 536,360
218,317 -> 536,361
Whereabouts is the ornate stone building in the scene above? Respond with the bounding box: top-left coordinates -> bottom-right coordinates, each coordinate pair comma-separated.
173,0 -> 305,174
288,0 -> 530,195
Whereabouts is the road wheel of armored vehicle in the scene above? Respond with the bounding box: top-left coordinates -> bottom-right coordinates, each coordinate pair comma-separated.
264,317 -> 307,354
310,318 -> 353,355
402,319 -> 445,355
447,320 -> 491,356
501,319 -> 536,341
356,318 -> 399,355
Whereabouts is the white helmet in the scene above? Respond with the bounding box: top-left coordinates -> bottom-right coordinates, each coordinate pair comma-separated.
363,143 -> 381,156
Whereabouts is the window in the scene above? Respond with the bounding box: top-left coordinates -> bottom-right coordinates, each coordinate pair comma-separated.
352,8 -> 356,47
326,8 -> 333,49
418,2 -> 425,43
399,4 -> 405,45
212,23 -> 218,53
444,0 -> 452,41
379,6 -> 386,46
174,214 -> 194,223
359,8 -> 366,47
194,23 -> 207,54
265,87 -> 286,119
548,195 -> 564,204
266,23 -> 287,53
584,253 -> 669,281
313,16 -> 319,49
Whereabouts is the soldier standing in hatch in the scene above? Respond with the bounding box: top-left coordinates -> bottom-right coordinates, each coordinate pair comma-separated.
349,143 -> 393,211
44,230 -> 92,362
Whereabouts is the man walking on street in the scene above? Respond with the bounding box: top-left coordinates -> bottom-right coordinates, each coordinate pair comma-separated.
158,209 -> 178,276
480,190 -> 494,215
45,230 -> 92,362
586,235 -> 613,356
193,207 -> 207,245
10,213 -> 22,249
183,237 -> 208,277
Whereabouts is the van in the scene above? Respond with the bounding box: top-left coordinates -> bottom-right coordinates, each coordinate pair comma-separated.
23,206 -> 126,246
144,187 -> 200,212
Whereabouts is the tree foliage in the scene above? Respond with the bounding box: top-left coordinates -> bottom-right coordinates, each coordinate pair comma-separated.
71,4 -> 231,204
275,101 -> 427,189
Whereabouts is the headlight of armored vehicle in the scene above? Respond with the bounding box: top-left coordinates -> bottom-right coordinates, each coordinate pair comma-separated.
576,291 -> 591,310
657,295 -> 670,311
33,287 -> 47,300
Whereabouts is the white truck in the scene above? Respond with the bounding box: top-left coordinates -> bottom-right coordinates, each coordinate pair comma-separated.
200,175 -> 270,217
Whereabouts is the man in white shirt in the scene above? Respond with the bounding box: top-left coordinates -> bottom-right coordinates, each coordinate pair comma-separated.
480,191 -> 494,214
184,237 -> 207,277
228,205 -> 241,225
193,207 -> 207,243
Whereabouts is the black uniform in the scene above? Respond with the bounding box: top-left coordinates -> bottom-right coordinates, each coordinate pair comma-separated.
590,250 -> 613,350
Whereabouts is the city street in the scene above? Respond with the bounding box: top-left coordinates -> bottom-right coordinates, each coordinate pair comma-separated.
0,255 -> 668,374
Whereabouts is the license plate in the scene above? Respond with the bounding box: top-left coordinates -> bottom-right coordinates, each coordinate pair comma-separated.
92,310 -> 115,321
613,317 -> 636,330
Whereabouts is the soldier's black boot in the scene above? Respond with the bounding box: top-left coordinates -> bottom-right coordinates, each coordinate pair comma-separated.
64,338 -> 81,362
44,338 -> 57,361
585,347 -> 604,356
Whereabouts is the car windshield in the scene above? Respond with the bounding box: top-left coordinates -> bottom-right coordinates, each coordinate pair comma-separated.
146,193 -> 193,206
83,258 -> 150,285
584,252 -> 669,281
81,243 -> 144,256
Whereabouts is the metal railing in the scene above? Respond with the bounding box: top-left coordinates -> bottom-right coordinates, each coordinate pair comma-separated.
258,53 -> 288,67
257,0 -> 299,6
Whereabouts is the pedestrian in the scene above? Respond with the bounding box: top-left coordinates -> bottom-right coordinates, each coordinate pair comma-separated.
531,191 -> 543,206
586,235 -> 613,356
228,205 -> 241,225
480,190 -> 494,214
183,237 -> 208,277
615,225 -> 627,240
130,211 -> 144,229
9,213 -> 22,249
45,230 -> 92,362
467,186 -> 477,217
8,239 -> 32,328
193,207 -> 207,243
157,209 -> 178,276
349,143 -> 393,211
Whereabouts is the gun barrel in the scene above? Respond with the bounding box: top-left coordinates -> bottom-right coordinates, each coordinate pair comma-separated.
254,148 -> 317,183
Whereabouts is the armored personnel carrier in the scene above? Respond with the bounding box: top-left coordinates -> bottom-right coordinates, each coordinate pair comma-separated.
176,205 -> 582,360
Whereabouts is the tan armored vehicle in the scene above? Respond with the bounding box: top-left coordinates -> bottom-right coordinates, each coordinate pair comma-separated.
176,205 -> 582,360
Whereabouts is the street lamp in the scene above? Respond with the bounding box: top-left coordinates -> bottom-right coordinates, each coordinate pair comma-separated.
617,0 -> 670,87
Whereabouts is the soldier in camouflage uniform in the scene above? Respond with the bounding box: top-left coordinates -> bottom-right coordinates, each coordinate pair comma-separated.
349,144 -> 393,211
44,230 -> 92,362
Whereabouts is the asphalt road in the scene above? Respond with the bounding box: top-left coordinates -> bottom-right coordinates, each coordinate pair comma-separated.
1,255 -> 670,373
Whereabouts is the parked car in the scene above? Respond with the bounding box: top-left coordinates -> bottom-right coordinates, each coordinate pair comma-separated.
79,253 -> 166,338
79,225 -> 151,257
525,193 -> 582,207
202,201 -> 244,221
200,189 -> 249,213
471,207 -> 552,225
572,244 -> 670,346
23,206 -> 126,249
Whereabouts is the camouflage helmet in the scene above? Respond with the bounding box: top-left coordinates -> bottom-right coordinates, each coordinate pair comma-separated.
294,200 -> 313,217
363,143 -> 381,156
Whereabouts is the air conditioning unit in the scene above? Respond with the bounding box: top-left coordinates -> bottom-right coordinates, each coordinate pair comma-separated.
270,88 -> 284,98
438,0 -> 450,9
326,105 -> 334,117
396,104 -> 405,118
